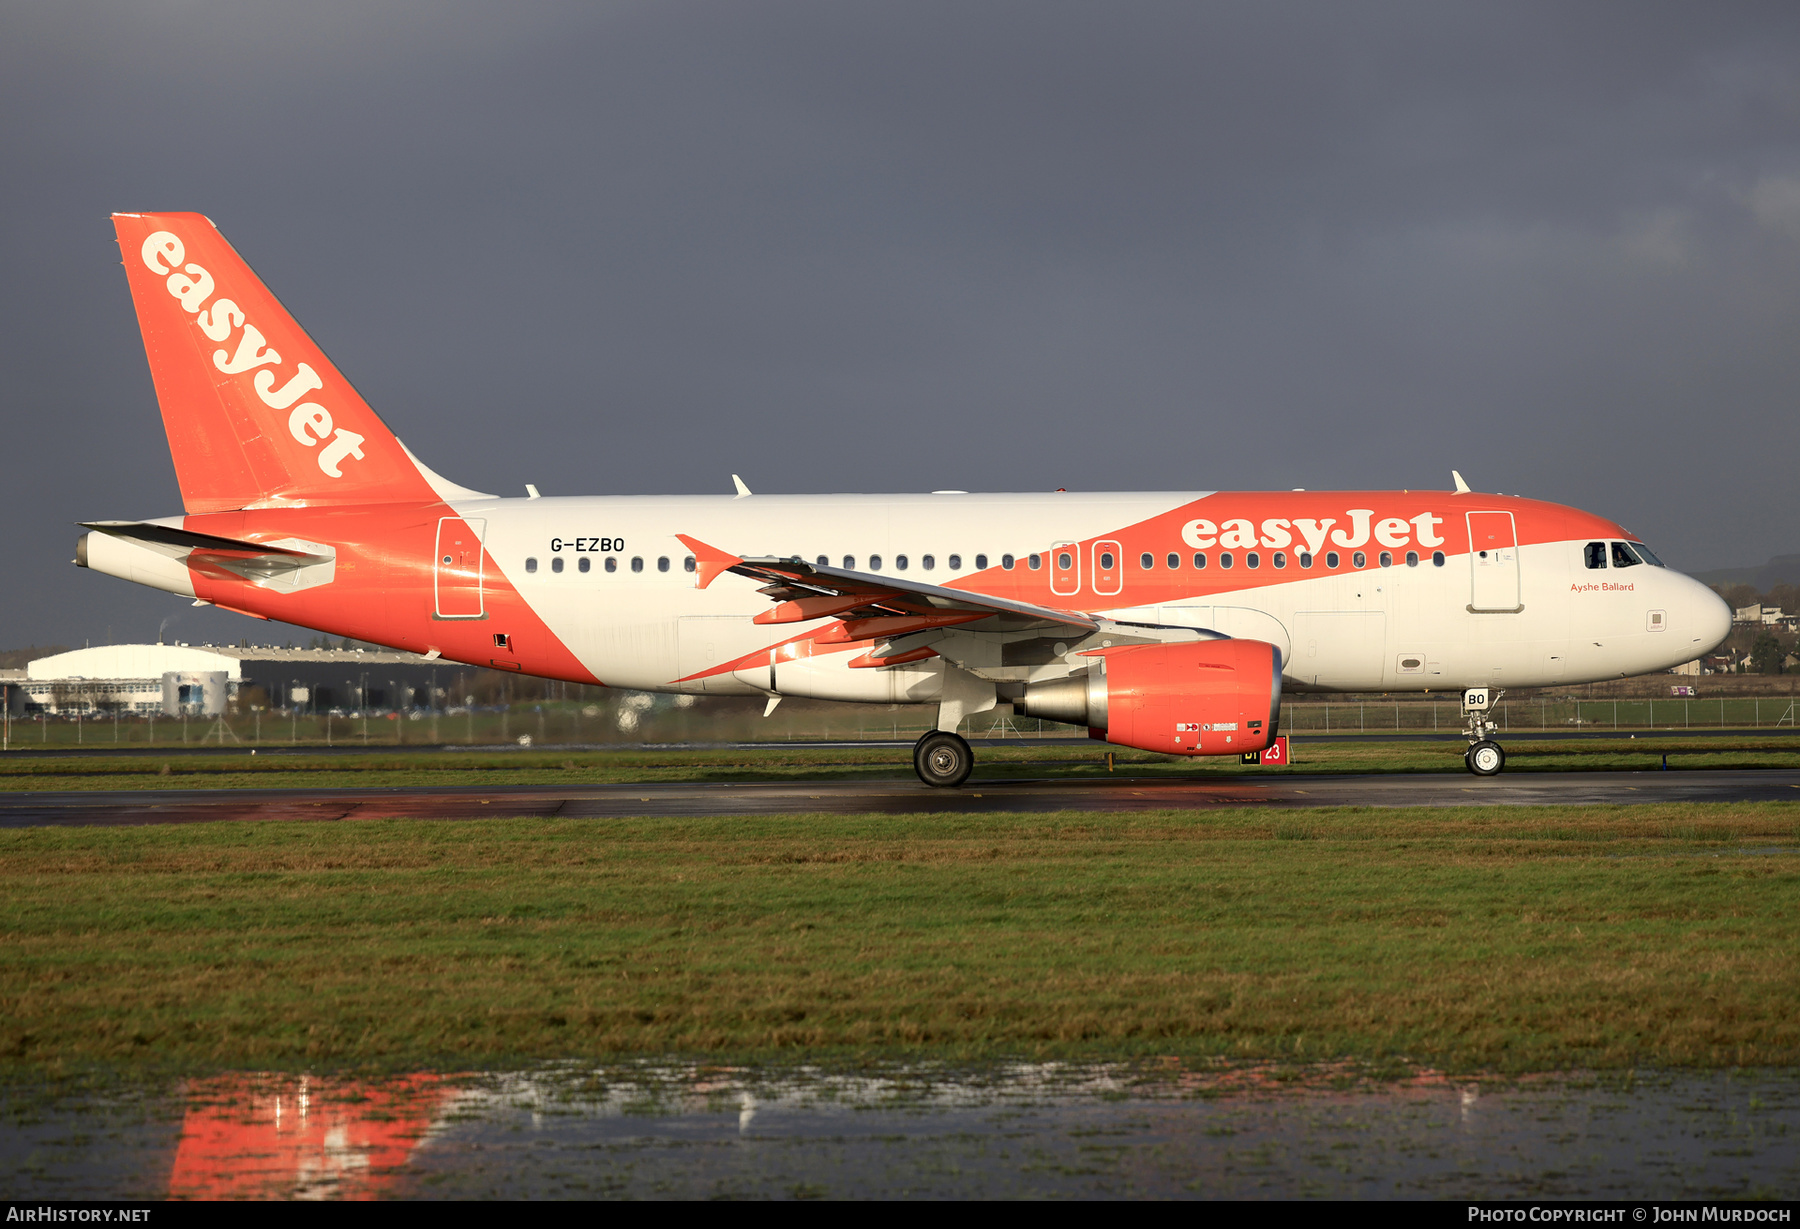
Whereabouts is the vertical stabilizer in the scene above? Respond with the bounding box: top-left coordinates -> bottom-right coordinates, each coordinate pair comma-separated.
112,212 -> 440,512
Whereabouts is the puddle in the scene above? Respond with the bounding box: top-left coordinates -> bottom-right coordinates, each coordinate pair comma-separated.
4,1063 -> 1796,1199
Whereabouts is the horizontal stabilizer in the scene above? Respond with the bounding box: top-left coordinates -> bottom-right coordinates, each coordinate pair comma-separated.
79,521 -> 336,593
80,520 -> 314,557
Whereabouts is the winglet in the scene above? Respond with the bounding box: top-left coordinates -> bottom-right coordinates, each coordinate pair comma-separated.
732,474 -> 752,499
676,534 -> 742,589
1451,470 -> 1471,494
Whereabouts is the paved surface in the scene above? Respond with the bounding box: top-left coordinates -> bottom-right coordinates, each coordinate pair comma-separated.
5,769 -> 1800,827
5,727 -> 1800,758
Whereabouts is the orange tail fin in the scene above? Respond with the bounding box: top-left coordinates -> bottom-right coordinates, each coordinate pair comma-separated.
113,212 -> 443,513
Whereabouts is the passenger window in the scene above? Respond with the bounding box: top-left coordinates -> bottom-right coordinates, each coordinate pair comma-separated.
1193,553 -> 1206,569
1379,551 -> 1392,568
843,556 -> 856,569
1166,552 -> 1180,570
1001,554 -> 1014,570
1352,551 -> 1366,568
658,556 -> 670,572
1405,551 -> 1419,567
1246,552 -> 1260,569
1028,554 -> 1042,570
684,556 -> 696,573
1056,551 -> 1072,570
1299,552 -> 1312,568
1326,551 -> 1339,568
1432,551 -> 1445,566
1611,541 -> 1642,568
869,554 -> 883,570
949,554 -> 962,570
922,555 -> 935,571
1219,552 -> 1234,569
525,557 -> 538,573
817,555 -> 829,567
605,556 -> 616,573
974,554 -> 986,569
579,556 -> 591,573
1273,551 -> 1286,569
631,557 -> 644,573
551,556 -> 564,573
1135,552 -> 1149,569
1584,542 -> 1607,569
897,555 -> 910,571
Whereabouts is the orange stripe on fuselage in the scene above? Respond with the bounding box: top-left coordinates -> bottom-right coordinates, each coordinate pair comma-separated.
934,492 -> 1625,608
179,502 -> 603,686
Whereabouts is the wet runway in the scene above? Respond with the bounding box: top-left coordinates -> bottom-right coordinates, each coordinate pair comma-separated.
5,767 -> 1800,827
8,1063 -> 1798,1199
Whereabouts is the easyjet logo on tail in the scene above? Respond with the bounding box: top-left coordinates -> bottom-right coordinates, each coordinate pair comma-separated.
140,231 -> 367,479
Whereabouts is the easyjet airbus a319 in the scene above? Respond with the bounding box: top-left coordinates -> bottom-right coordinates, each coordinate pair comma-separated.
79,213 -> 1732,784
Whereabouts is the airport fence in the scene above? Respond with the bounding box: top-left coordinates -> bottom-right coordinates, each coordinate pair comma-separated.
5,693 -> 1800,749
1280,696 -> 1800,734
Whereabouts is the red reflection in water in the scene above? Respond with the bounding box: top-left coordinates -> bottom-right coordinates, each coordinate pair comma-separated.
168,1074 -> 453,1200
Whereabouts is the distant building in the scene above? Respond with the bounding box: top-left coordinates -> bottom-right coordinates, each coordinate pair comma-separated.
9,644 -> 469,717
1734,604 -> 1787,626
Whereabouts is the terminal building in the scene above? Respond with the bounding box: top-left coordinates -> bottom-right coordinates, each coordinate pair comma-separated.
2,644 -> 471,717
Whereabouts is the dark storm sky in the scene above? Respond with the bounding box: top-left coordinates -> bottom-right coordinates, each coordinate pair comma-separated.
4,2 -> 1800,649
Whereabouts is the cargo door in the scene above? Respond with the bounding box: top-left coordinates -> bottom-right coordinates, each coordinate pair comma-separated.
434,517 -> 486,619
1292,611 -> 1387,689
679,616 -> 748,693
1050,541 -> 1080,597
1466,511 -> 1521,612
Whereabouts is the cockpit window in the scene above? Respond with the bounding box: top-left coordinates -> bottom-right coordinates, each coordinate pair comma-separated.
1584,542 -> 1607,569
1611,541 -> 1643,569
1633,542 -> 1666,567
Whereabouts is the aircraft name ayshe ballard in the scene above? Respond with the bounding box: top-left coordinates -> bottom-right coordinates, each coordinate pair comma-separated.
81,212 -> 1732,786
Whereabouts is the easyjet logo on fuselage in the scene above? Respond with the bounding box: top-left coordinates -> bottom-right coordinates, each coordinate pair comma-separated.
1180,510 -> 1446,554
140,231 -> 366,479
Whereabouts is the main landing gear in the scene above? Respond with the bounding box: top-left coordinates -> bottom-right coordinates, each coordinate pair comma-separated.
1461,686 -> 1506,776
914,729 -> 974,788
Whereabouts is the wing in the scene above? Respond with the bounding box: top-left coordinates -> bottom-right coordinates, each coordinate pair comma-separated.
677,534 -> 1099,641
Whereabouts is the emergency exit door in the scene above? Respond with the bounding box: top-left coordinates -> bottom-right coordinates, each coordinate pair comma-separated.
1050,541 -> 1081,596
1466,511 -> 1521,612
435,517 -> 487,618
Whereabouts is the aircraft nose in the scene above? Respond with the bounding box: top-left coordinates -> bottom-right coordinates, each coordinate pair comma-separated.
1686,575 -> 1732,657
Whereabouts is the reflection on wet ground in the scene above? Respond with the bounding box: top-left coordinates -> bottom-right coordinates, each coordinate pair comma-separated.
4,1063 -> 1796,1199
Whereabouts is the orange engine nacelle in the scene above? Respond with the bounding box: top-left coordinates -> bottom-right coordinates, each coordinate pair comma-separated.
1019,639 -> 1282,757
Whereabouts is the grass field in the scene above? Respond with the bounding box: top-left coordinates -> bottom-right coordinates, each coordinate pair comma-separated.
7,736 -> 1800,792
2,802 -> 1796,1076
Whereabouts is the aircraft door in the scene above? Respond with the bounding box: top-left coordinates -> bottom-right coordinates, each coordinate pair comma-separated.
1466,511 -> 1521,612
1050,541 -> 1080,596
1092,540 -> 1122,596
434,517 -> 486,619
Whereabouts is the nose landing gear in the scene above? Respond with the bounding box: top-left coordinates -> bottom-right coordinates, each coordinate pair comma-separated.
1466,739 -> 1506,775
914,729 -> 974,788
1461,686 -> 1506,776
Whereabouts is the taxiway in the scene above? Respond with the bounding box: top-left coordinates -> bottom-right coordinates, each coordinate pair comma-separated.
4,768 -> 1800,827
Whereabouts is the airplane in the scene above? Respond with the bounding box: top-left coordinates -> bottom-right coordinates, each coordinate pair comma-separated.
77,212 -> 1734,785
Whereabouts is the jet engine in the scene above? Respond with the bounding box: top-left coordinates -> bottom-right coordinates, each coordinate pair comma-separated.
1020,639 -> 1282,756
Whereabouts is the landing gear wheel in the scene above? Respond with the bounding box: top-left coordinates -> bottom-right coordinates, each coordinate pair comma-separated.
914,730 -> 974,788
1466,739 -> 1505,777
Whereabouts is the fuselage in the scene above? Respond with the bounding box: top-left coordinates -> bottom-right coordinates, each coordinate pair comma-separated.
86,487 -> 1732,705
